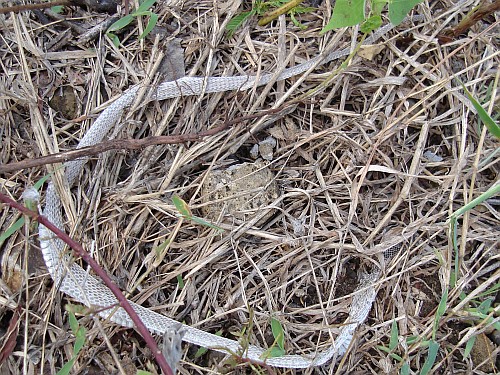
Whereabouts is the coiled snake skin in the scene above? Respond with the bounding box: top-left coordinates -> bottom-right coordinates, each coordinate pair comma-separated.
39,18 -> 419,369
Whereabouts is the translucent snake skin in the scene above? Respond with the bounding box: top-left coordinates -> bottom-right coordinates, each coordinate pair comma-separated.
39,18 -> 419,369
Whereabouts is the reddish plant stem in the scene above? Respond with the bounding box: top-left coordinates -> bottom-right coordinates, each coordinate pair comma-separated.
0,104 -> 294,174
0,192 -> 173,375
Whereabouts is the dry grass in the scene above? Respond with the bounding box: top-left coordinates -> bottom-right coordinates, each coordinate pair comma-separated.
0,0 -> 499,373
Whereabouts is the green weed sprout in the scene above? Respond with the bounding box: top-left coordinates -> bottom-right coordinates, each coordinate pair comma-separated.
107,0 -> 159,47
261,316 -> 286,358
321,0 -> 425,34
172,195 -> 224,232
227,0 -> 315,37
56,310 -> 87,375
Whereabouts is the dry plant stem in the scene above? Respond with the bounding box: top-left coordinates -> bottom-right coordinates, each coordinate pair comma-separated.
364,122 -> 430,244
0,193 -> 174,375
0,104 -> 293,174
258,0 -> 305,26
440,0 -> 500,40
0,0 -> 68,13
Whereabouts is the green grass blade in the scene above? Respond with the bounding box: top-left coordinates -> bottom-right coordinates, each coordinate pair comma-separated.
271,317 -> 285,350
477,282 -> 500,298
139,12 -> 158,39
176,274 -> 184,289
172,195 -> 192,217
460,82 -> 500,140
107,15 -> 134,33
136,0 -> 156,13
477,298 -> 493,314
434,288 -> 448,338
463,335 -> 476,359
419,340 -> 439,375
69,312 -> 78,333
389,352 -> 403,361
451,183 -> 500,218
0,217 -> 25,249
377,345 -> 391,354
389,319 -> 399,351
56,358 -> 76,375
57,312 -> 87,375
268,346 -> 286,357
189,216 -> 224,232
107,32 -> 121,47
154,238 -> 171,257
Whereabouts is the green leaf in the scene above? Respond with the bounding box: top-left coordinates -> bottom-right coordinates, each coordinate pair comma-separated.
268,346 -> 286,357
109,33 -> 121,47
477,298 -> 493,314
377,345 -> 391,354
389,319 -> 399,351
433,288 -> 448,338
68,312 -> 86,354
108,15 -> 135,33
189,215 -> 224,231
172,195 -> 224,231
388,0 -> 423,26
73,328 -> 86,354
69,312 -> 78,334
293,5 -> 316,14
477,282 -> 500,299
176,274 -> 184,289
194,330 -> 222,358
132,10 -> 153,17
360,14 -> 382,33
33,172 -> 53,190
436,289 -> 448,318
389,352 -> 403,361
57,312 -> 87,375
154,238 -> 171,257
172,195 -> 192,218
136,0 -> 156,13
51,5 -> 64,13
0,217 -> 24,249
65,304 -> 92,316
419,340 -> 439,375
139,12 -> 159,39
57,358 -> 76,375
271,317 -> 285,350
137,371 -> 154,375
460,82 -> 500,140
372,0 -> 387,15
226,11 -> 254,36
405,335 -> 418,345
400,362 -> 410,375
321,0 -> 366,34
463,335 -> 476,359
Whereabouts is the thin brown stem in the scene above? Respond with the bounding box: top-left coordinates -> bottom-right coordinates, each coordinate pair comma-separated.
0,193 -> 174,375
0,0 -> 69,14
0,104 -> 293,174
